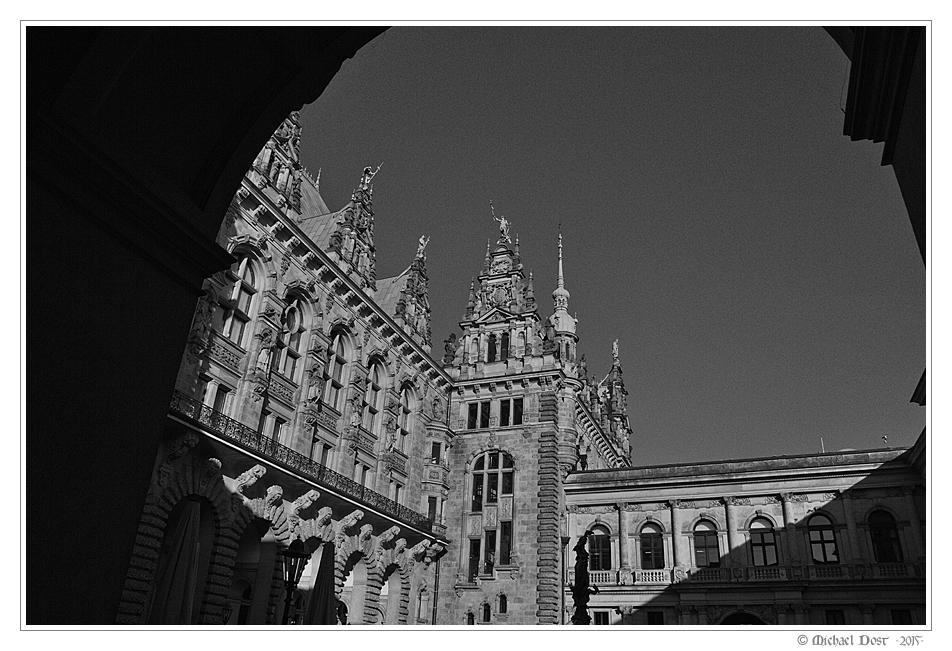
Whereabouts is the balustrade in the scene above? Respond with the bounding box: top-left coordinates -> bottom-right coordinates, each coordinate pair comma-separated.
169,390 -> 432,532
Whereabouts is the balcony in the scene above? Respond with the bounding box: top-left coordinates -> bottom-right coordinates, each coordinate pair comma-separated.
169,390 -> 432,533
691,567 -> 726,582
748,566 -> 786,581
588,570 -> 617,585
634,568 -> 670,584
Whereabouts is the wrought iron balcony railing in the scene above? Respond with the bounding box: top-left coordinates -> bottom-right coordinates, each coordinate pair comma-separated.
169,390 -> 432,533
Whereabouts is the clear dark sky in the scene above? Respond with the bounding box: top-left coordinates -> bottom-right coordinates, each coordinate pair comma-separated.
297,26 -> 925,467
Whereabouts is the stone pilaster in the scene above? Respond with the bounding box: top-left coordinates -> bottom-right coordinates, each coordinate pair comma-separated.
534,391 -> 562,624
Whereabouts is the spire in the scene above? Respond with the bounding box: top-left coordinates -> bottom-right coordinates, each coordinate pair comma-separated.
552,229 -> 570,311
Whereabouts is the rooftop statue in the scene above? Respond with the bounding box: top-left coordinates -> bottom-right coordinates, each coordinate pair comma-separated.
490,200 -> 511,240
417,235 -> 430,258
359,163 -> 382,191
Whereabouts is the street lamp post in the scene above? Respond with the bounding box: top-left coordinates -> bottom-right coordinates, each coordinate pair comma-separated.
281,540 -> 311,625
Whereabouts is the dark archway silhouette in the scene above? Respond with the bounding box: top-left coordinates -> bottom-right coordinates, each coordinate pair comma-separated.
720,612 -> 766,625
26,26 -> 924,625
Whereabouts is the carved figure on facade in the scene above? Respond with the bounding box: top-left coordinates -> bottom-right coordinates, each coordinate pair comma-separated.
200,458 -> 223,492
291,489 -> 321,517
235,464 -> 267,495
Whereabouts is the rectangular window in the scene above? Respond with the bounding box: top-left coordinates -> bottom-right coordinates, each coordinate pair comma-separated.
271,416 -> 285,442
471,475 -> 484,512
593,611 -> 609,626
430,441 -> 442,463
484,530 -> 496,574
212,385 -> 230,414
500,521 -> 512,565
646,611 -> 664,625
512,398 -> 523,425
479,401 -> 490,428
694,532 -> 720,568
468,403 -> 478,429
641,535 -> 665,570
498,398 -> 524,427
318,443 -> 332,467
427,496 -> 438,521
486,473 -> 498,503
468,539 -> 481,582
197,376 -> 210,404
501,471 -> 513,495
891,610 -> 913,625
257,409 -> 271,436
392,483 -> 403,505
590,535 -> 612,571
825,610 -> 846,625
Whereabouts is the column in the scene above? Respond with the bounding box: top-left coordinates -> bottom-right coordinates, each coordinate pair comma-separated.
902,486 -> 925,561
840,489 -> 864,563
697,607 -> 709,625
676,605 -> 693,625
793,603 -> 809,625
203,379 -> 220,407
780,493 -> 802,564
724,497 -> 746,567
861,604 -> 876,625
617,503 -> 630,582
668,501 -> 683,569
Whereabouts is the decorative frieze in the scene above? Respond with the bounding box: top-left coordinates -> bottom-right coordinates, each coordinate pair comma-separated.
208,337 -> 242,371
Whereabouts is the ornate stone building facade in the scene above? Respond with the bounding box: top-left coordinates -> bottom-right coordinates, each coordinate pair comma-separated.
118,113 -> 925,626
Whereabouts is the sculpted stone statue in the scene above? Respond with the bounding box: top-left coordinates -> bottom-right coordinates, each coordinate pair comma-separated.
359,163 -> 382,191
417,235 -> 430,258
490,199 -> 511,240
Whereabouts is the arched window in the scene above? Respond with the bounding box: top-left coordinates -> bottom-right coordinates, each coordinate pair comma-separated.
693,520 -> 720,568
640,522 -> 665,570
482,603 -> 491,623
750,518 -> 778,567
363,363 -> 385,435
501,332 -> 510,361
324,333 -> 348,411
397,387 -> 412,453
276,296 -> 307,382
213,256 -> 257,348
869,510 -> 903,563
808,514 -> 839,564
466,612 -> 475,625
498,594 -> 508,614
589,525 -> 612,571
487,334 -> 497,363
469,451 -> 515,578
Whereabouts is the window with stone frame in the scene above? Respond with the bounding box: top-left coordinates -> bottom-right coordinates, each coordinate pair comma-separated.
324,332 -> 348,412
869,510 -> 904,563
749,517 -> 779,567
363,362 -> 385,436
499,397 -> 523,427
275,296 -> 307,382
589,525 -> 612,571
808,514 -> 839,564
639,522 -> 665,570
468,451 -> 515,578
397,386 -> 412,453
212,255 -> 257,348
467,400 -> 491,429
693,520 -> 720,568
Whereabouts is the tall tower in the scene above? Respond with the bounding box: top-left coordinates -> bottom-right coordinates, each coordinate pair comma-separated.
436,208 -> 575,625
